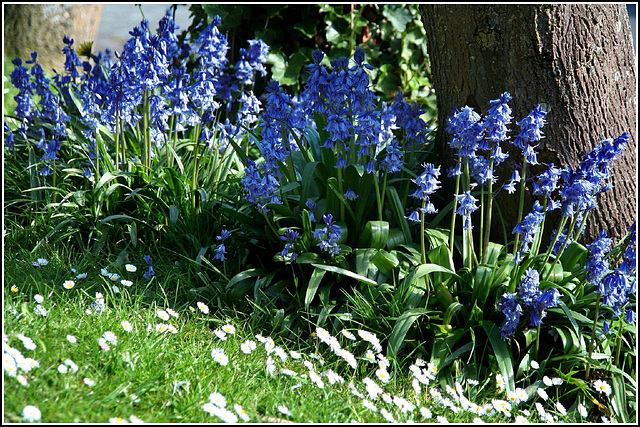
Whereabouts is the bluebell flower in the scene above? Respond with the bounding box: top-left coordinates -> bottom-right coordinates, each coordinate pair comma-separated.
549,228 -> 572,256
344,189 -> 359,201
143,266 -> 155,279
600,270 -> 629,315
234,39 -> 269,85
217,229 -> 232,241
498,292 -> 523,339
518,268 -> 541,306
313,214 -> 342,256
144,255 -> 153,266
455,191 -> 479,230
529,288 -> 560,327
446,106 -> 484,158
280,229 -> 300,262
213,244 -> 227,262
483,92 -> 512,143
619,223 -> 636,277
405,210 -> 421,223
625,309 -> 635,323
380,139 -> 403,173
603,320 -> 611,334
512,200 -> 545,262
586,230 -> 612,287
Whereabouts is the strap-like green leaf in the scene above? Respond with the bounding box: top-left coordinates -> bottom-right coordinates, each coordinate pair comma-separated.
483,321 -> 515,392
305,268 -> 327,310
359,221 -> 389,249
387,308 -> 429,357
311,263 -> 377,285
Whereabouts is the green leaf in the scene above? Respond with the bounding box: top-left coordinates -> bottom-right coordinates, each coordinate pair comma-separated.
559,241 -> 588,272
387,308 -> 429,357
359,221 -> 389,249
483,321 -> 515,392
294,19 -> 318,38
370,249 -> 399,277
443,301 -> 464,326
226,269 -> 270,290
267,51 -> 288,82
169,205 -> 179,226
305,268 -> 327,310
382,5 -> 413,32
311,263 -> 377,285
281,51 -> 309,86
386,187 -> 412,244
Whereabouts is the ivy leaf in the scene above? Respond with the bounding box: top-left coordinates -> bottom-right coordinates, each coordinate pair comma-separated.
267,51 -> 287,83
382,5 -> 413,33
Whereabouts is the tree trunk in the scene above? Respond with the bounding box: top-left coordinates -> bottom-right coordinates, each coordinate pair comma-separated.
420,4 -> 636,245
4,4 -> 104,69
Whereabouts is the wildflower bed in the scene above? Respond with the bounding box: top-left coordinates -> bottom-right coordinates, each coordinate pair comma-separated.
3,250 -> 609,423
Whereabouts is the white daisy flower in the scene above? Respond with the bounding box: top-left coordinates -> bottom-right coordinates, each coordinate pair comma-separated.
380,408 -> 395,422
221,324 -> 236,335
34,304 -> 47,317
211,348 -> 228,366
63,280 -> 75,289
22,405 -> 41,422
420,407 -> 433,419
530,360 -> 540,369
98,338 -> 110,352
593,379 -> 612,397
34,294 -> 44,304
102,331 -> 117,346
289,350 -> 302,359
108,273 -> 120,282
156,309 -> 170,321
578,403 -> 588,418
197,302 -> 209,314
551,377 -> 563,386
17,374 -> 28,386
436,415 -> 449,423
536,387 -> 549,401
64,359 -> 79,372
375,368 -> 390,384
129,415 -> 144,424
515,415 -> 529,423
362,399 -> 377,412
112,285 -> 120,294
277,405 -> 292,417
166,308 -> 179,318
121,279 -> 133,287
234,404 -> 250,422
84,378 -> 96,386
17,334 -> 36,351
556,401 -> 567,416
121,320 -> 133,332
76,273 -> 88,279
109,417 -> 127,423
240,340 -> 257,354
341,329 -> 356,340
125,264 -> 137,273
209,392 -> 227,408
57,364 -> 69,374
214,329 -> 227,341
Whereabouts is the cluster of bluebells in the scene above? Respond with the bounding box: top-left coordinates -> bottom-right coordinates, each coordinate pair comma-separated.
592,224 -> 637,330
406,163 -> 441,222
499,269 -> 560,339
5,12 -> 271,178
313,214 -> 342,257
280,229 -> 300,263
241,46 -> 433,215
512,200 -> 545,262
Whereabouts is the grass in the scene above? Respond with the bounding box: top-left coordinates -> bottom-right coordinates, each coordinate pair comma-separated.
3,234 -> 607,424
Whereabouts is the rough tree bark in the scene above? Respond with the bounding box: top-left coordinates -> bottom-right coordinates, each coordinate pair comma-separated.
4,4 -> 104,69
420,4 -> 636,244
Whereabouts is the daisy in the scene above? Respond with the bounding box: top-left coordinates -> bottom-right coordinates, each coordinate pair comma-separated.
84,378 -> 96,386
362,399 -> 378,412
495,373 -> 506,391
129,415 -> 144,424
11,285 -> 18,293
34,294 -> 44,304
472,417 -> 485,423
63,280 -> 75,289
125,264 -> 137,273
156,324 -> 168,333
35,258 -> 49,266
543,375 -> 553,387
214,329 -> 227,341
578,403 -> 588,418
209,392 -> 227,408
98,338 -> 110,352
375,368 -> 390,383
436,415 -> 449,423
76,273 -> 87,279
121,280 -> 133,287
536,388 -> 549,401
22,405 -> 41,422
515,415 -> 529,423
197,301 -> 209,314
166,308 -> 179,318
380,408 -> 395,422
121,320 -> 133,332
64,359 -> 79,372
108,273 -> 120,282
289,350 -> 302,359
341,329 -> 356,340
156,309 -> 170,321
58,363 -> 69,374
109,417 -> 127,423
221,324 -> 236,335
234,404 -> 250,422
211,348 -> 229,366
34,305 -> 47,317
556,401 -> 567,416
530,360 -> 540,369
364,349 -> 377,363
593,379 -> 612,397
240,340 -> 257,354
103,331 -> 117,346
420,407 -> 433,419
277,405 -> 292,417
17,374 -> 28,386
4,354 -> 18,376
112,285 -> 120,294
551,377 -> 563,386
17,334 -> 36,351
